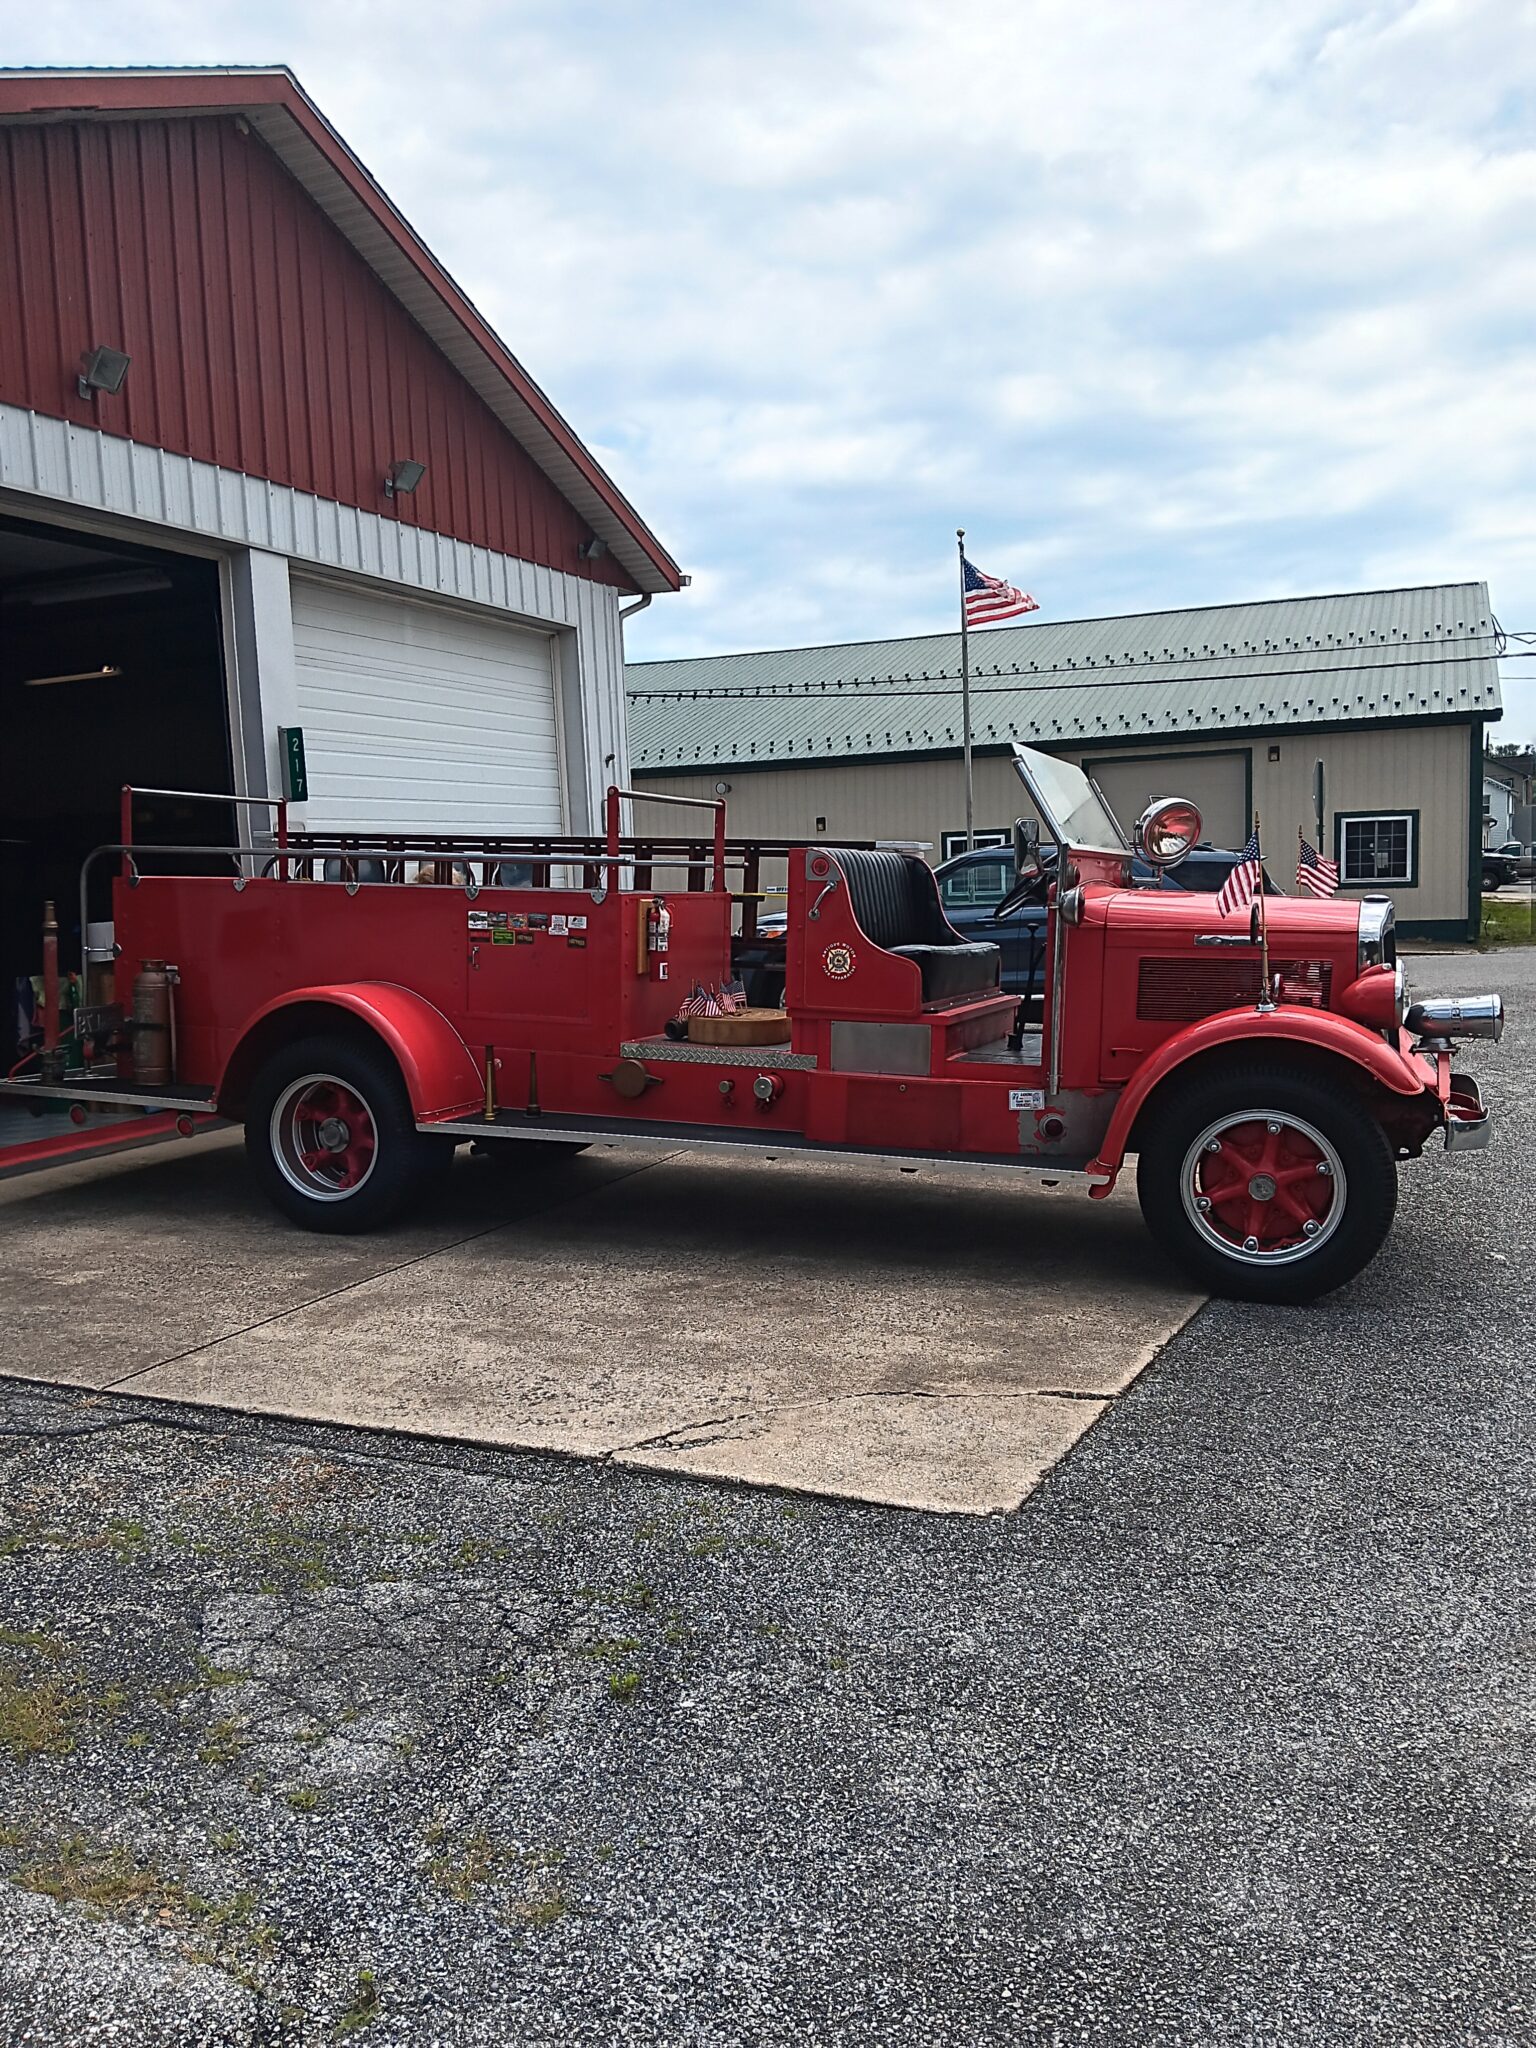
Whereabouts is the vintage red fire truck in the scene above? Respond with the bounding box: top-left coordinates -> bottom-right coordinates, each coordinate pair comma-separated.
2,746 -> 1501,1302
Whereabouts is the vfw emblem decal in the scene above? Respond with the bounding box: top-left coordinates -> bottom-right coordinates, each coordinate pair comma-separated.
822,942 -> 855,980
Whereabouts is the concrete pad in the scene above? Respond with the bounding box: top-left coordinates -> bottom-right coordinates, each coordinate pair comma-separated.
60,1145 -> 1203,1513
0,1130 -> 648,1389
615,1390 -> 1111,1514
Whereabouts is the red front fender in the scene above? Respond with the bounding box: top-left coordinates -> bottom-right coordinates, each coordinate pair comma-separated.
1086,1008 -> 1433,1197
217,983 -> 483,1121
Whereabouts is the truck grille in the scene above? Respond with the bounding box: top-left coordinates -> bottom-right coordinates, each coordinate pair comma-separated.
1136,957 -> 1331,1023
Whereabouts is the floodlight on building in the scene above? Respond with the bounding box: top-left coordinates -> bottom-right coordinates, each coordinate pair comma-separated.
78,345 -> 131,400
577,536 -> 608,561
384,459 -> 426,498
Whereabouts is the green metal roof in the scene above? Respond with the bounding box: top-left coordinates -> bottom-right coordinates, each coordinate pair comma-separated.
628,583 -> 1502,772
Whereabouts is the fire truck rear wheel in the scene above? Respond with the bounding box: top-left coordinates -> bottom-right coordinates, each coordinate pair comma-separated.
246,1034 -> 435,1233
1134,1059 -> 1398,1303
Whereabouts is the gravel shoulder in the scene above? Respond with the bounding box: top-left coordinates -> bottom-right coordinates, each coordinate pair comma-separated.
0,950 -> 1530,2047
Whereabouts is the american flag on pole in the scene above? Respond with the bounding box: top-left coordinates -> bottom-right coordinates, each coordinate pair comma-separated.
962,555 -> 1039,628
1296,833 -> 1340,898
1216,827 -> 1263,917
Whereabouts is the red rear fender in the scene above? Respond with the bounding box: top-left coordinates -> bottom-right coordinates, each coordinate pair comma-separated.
216,984 -> 482,1121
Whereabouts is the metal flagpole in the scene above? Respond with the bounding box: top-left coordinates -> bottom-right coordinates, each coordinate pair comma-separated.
1254,809 -> 1272,1004
957,528 -> 973,851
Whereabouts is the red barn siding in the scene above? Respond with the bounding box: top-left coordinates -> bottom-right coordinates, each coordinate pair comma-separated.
0,116 -> 633,591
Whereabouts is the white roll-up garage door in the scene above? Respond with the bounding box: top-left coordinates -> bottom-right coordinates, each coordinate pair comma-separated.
290,577 -> 564,835
1084,752 -> 1248,849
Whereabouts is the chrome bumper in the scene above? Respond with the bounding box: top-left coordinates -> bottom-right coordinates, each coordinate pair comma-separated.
1444,1073 -> 1491,1153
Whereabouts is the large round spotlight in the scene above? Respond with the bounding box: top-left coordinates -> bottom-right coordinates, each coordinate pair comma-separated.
1135,796 -> 1203,869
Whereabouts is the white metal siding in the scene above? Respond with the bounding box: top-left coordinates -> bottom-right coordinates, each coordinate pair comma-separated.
290,577 -> 562,834
0,402 -> 633,825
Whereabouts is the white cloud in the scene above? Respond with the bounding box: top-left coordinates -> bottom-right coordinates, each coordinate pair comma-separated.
1,0 -> 1533,733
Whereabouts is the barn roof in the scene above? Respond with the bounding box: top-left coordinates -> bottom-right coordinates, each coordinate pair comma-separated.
0,66 -> 681,595
627,583 -> 1504,772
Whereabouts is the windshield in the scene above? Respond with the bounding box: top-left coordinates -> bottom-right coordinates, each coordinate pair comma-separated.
1010,744 -> 1130,856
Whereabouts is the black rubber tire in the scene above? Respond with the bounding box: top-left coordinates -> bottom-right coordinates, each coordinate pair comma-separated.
1134,1059 -> 1398,1304
245,1033 -> 433,1234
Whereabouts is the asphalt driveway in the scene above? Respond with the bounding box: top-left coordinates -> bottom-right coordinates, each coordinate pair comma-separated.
0,948 -> 1529,2045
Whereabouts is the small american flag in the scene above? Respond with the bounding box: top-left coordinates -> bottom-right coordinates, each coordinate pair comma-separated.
963,555 -> 1039,628
1216,828 -> 1263,917
677,984 -> 711,1019
1296,834 -> 1340,898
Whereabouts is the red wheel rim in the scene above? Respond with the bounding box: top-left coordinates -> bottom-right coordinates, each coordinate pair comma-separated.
1182,1111 -> 1344,1264
272,1074 -> 378,1200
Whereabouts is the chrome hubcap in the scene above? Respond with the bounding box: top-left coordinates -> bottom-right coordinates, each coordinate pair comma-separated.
272,1075 -> 379,1202
1181,1109 -> 1346,1266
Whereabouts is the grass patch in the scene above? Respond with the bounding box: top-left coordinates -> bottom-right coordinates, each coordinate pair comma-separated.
1481,896 -> 1536,946
335,1966 -> 381,2035
194,1654 -> 250,1691
420,1829 -> 573,1925
197,1716 -> 247,1767
424,1828 -> 509,1904
285,1786 -> 323,1814
0,1669 -> 84,1760
0,1626 -> 65,1659
11,1836 -> 276,1976
509,1888 -> 570,1929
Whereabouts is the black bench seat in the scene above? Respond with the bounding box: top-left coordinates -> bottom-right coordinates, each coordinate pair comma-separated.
833,848 -> 1001,1004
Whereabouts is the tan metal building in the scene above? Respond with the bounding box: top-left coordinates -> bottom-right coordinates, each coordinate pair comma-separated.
628,584 -> 1502,939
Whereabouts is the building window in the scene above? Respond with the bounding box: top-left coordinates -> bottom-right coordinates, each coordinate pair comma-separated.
940,828 -> 1010,861
1336,812 -> 1417,888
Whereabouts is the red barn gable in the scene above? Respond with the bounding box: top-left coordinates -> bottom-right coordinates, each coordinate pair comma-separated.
0,66 -> 679,595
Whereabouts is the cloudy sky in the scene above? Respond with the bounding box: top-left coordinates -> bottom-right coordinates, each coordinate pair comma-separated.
4,0 -> 1535,731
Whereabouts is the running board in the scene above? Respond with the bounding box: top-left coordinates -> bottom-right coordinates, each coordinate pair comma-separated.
0,1076 -> 216,1115
423,1108 -> 1106,1184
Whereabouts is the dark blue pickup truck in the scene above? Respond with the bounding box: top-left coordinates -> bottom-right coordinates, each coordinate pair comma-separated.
934,842 -> 1277,998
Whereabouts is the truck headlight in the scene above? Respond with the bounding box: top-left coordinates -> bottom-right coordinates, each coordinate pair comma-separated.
1337,962 -> 1408,1033
1134,796 -> 1203,869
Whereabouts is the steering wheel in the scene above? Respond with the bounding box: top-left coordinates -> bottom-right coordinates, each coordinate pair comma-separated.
992,847 -> 1058,921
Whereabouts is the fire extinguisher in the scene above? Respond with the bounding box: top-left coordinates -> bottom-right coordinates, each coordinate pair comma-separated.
646,898 -> 671,962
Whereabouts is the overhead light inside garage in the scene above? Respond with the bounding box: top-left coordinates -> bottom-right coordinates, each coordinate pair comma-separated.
20,665 -> 124,688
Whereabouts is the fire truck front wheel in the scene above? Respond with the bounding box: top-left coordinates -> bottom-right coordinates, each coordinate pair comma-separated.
246,1034 -> 435,1233
1134,1059 -> 1398,1303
